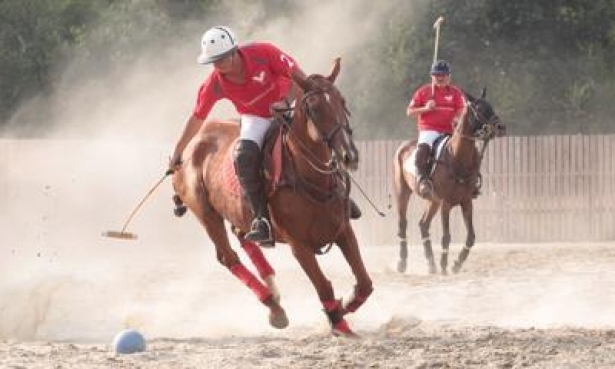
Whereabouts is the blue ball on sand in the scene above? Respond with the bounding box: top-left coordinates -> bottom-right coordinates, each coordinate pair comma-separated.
112,329 -> 146,354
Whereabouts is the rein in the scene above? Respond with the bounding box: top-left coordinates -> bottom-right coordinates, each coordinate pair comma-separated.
301,88 -> 353,146
277,82 -> 353,254
280,87 -> 351,204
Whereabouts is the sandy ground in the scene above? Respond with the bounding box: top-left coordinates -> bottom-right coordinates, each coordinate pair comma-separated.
1,141 -> 614,368
1,241 -> 614,369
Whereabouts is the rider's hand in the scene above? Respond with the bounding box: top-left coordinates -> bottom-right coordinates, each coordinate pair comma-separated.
425,100 -> 436,111
270,99 -> 290,114
166,155 -> 182,176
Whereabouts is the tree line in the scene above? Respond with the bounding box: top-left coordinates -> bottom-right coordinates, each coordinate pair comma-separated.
1,0 -> 614,138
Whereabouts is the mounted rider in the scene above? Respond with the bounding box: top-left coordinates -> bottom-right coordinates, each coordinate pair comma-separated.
169,26 -> 361,248
406,60 -> 466,197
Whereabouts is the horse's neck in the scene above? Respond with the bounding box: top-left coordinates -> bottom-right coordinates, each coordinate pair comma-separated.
449,113 -> 476,161
287,115 -> 333,181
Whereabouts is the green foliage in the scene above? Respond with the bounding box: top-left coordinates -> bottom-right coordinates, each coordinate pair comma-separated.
2,0 -> 615,136
0,0 -> 107,122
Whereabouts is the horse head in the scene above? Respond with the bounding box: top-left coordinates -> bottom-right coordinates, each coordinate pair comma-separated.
464,88 -> 506,140
292,58 -> 359,171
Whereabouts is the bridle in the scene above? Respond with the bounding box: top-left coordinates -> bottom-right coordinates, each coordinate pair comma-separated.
279,79 -> 356,214
465,99 -> 502,141
300,87 -> 353,148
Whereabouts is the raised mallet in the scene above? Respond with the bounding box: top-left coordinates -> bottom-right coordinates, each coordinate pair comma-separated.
431,16 -> 445,96
433,16 -> 445,64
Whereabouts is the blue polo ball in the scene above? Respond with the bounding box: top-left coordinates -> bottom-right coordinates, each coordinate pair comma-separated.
112,329 -> 146,354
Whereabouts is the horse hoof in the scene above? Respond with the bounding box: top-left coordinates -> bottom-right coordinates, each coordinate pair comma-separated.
332,319 -> 358,338
397,260 -> 407,273
269,307 -> 289,329
441,269 -> 448,276
428,266 -> 437,275
452,265 -> 461,274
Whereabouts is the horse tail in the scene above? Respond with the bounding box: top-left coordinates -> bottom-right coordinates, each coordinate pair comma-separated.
392,141 -> 412,197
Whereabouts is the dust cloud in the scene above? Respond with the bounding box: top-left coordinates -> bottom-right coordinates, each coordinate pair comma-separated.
1,1 -> 612,348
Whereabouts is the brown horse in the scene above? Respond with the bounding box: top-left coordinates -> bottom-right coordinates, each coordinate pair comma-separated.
392,88 -> 505,275
171,58 -> 372,336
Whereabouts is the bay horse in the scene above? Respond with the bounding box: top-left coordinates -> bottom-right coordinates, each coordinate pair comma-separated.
171,58 -> 372,336
392,88 -> 505,275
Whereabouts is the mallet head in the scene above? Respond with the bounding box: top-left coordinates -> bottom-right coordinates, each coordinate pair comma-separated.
102,230 -> 138,240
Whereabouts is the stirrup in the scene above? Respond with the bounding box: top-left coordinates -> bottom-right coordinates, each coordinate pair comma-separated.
245,218 -> 274,248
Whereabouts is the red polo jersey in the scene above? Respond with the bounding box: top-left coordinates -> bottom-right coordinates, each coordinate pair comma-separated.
408,84 -> 465,133
193,42 -> 300,120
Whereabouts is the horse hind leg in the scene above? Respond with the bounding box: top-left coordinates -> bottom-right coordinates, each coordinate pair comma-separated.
394,157 -> 412,273
453,200 -> 475,274
395,179 -> 411,273
419,201 -> 440,274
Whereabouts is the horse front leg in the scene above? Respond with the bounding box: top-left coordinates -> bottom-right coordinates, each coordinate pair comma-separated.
336,227 -> 373,315
195,209 -> 288,329
231,225 -> 280,303
440,202 -> 452,275
290,241 -> 355,337
453,200 -> 475,274
419,201 -> 440,274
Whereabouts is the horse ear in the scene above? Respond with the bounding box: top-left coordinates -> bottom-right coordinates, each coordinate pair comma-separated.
327,57 -> 341,83
481,87 -> 487,99
292,71 -> 311,92
463,89 -> 476,103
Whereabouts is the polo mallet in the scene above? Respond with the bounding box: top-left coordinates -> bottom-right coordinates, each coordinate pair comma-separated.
102,170 -> 172,240
432,16 -> 445,96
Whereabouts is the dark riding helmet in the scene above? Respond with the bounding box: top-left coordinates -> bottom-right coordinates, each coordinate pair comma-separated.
430,60 -> 450,75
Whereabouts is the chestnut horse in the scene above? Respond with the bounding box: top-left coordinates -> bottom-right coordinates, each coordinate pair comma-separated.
172,59 -> 372,336
393,88 -> 505,275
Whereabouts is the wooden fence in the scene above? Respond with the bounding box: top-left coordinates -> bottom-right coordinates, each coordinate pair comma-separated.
2,136 -> 614,245
352,135 -> 615,245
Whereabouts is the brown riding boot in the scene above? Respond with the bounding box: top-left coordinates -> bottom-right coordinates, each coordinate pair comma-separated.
415,143 -> 433,197
234,139 -> 274,248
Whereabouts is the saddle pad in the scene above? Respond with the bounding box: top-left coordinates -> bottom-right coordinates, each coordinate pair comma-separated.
402,136 -> 450,176
223,140 -> 243,197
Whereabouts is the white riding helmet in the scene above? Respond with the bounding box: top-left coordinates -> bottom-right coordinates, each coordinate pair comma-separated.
197,26 -> 238,64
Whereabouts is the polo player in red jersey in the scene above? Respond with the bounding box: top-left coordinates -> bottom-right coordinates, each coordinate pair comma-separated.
169,26 -> 361,247
406,60 -> 466,197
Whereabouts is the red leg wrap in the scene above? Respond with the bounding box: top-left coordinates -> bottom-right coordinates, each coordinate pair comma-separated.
332,319 -> 354,336
230,263 -> 271,302
322,300 -> 339,312
240,239 -> 274,279
344,294 -> 367,313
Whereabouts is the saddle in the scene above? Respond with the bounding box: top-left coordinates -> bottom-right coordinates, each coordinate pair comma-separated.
222,113 -> 294,196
